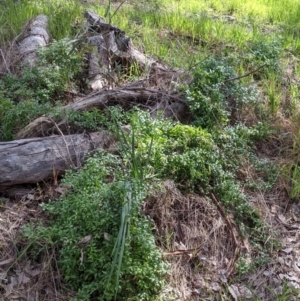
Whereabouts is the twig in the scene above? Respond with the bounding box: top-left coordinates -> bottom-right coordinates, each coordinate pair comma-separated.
110,0 -> 127,21
177,55 -> 210,79
163,249 -> 197,256
223,63 -> 267,83
210,193 -> 240,277
124,87 -> 186,104
48,117 -> 75,167
163,216 -> 223,257
0,48 -> 11,74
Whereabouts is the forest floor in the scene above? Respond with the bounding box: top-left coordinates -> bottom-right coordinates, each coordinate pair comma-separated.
1,0 -> 300,300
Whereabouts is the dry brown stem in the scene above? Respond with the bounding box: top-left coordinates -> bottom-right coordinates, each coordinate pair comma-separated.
210,193 -> 240,277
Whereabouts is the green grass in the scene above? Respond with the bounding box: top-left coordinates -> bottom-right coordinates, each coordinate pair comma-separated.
0,0 -> 84,43
1,0 -> 299,66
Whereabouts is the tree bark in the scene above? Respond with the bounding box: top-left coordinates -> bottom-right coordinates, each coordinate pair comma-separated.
0,131 -> 115,189
0,14 -> 50,75
84,10 -> 154,70
84,10 -> 190,91
16,14 -> 50,67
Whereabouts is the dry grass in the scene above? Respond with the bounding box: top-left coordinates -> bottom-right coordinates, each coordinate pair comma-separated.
240,184 -> 300,300
144,181 -> 238,299
142,179 -> 300,300
0,191 -> 73,301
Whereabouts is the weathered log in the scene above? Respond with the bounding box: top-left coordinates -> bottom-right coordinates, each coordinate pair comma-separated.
16,14 -> 50,67
84,10 -> 161,91
85,10 -> 134,61
0,131 -> 115,188
84,11 -> 191,91
16,87 -> 188,139
0,15 -> 50,75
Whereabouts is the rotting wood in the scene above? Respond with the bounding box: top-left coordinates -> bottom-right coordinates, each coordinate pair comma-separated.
84,10 -> 154,90
16,87 -> 189,139
0,15 -> 50,75
16,14 -> 50,67
84,10 -> 189,91
0,131 -> 115,189
84,10 -> 152,68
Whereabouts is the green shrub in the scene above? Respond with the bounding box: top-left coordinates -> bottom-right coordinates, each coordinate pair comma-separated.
37,38 -> 84,87
185,57 -> 258,129
0,39 -> 83,104
0,97 -> 52,140
66,109 -> 106,131
246,38 -> 283,76
24,150 -> 168,301
1,65 -> 63,104
130,110 -> 263,228
64,107 -> 131,132
0,38 -> 84,140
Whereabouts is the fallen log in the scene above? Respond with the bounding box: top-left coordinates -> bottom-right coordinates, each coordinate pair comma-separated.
0,131 -> 115,189
85,10 -> 154,69
17,14 -> 50,67
84,10 -> 189,91
0,14 -> 50,75
85,9 -> 152,90
16,87 -> 188,139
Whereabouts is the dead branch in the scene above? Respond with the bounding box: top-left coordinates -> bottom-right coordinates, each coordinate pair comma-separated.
223,63 -> 267,83
16,87 -> 188,139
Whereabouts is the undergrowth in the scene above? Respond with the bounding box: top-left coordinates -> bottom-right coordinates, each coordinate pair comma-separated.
23,105 -> 275,299
21,42 -> 279,300
129,110 -> 269,232
24,147 -> 168,301
2,0 -> 300,299
185,57 -> 259,128
0,39 -> 84,140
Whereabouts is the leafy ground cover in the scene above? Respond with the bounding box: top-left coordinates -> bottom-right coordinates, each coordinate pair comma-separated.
1,0 -> 300,300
